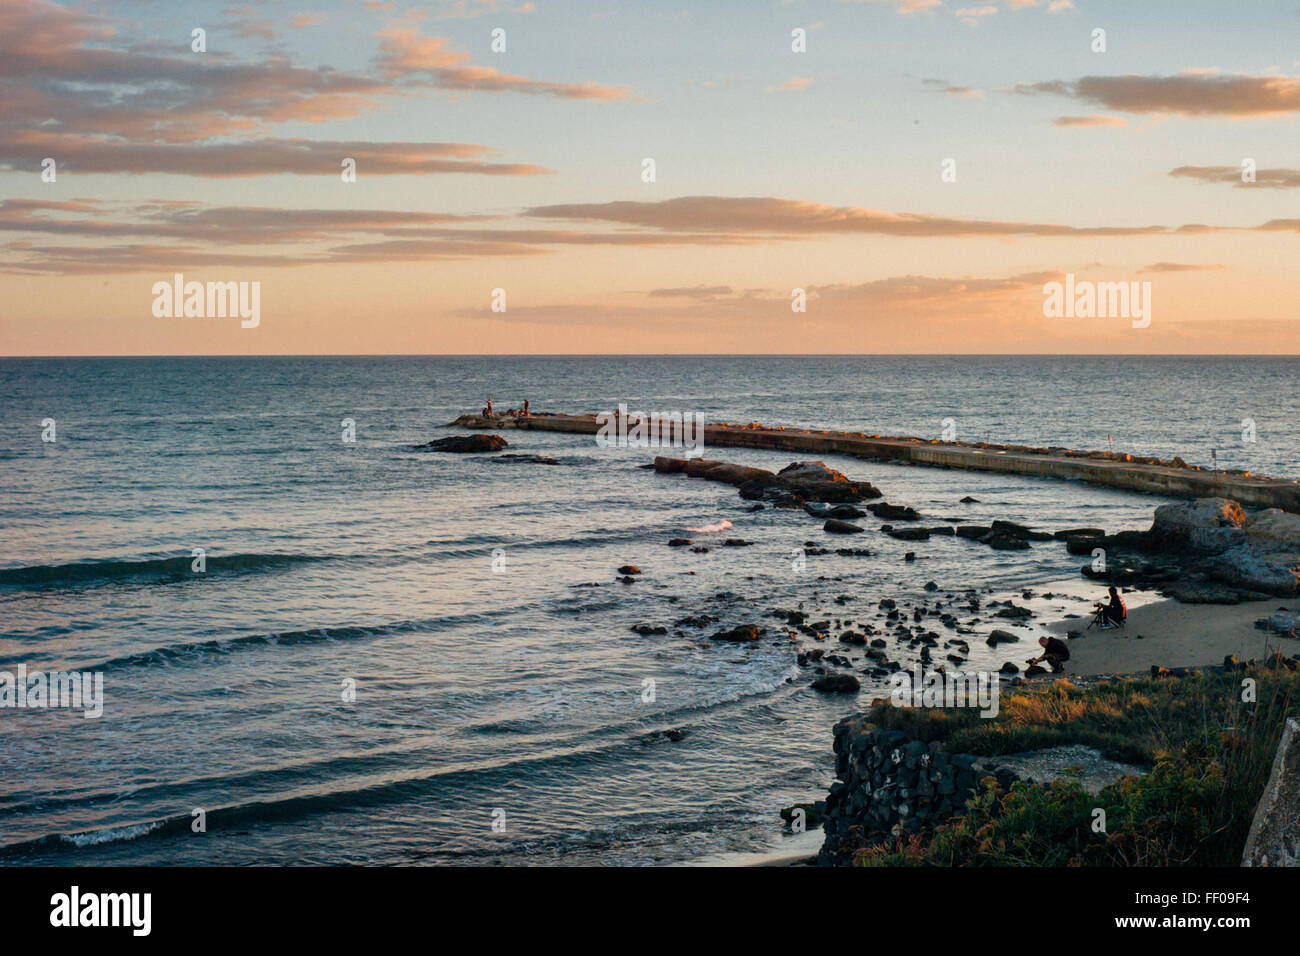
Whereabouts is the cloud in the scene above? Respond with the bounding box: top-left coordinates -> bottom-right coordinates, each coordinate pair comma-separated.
525,195 -> 1170,237
0,133 -> 552,178
647,285 -> 735,298
290,13 -> 330,28
1138,262 -> 1225,273
1170,165 -> 1300,188
955,6 -> 998,25
374,27 -> 634,99
0,0 -> 628,181
1053,114 -> 1127,127
768,77 -> 813,92
840,0 -> 943,12
0,199 -> 769,274
1017,73 -> 1300,117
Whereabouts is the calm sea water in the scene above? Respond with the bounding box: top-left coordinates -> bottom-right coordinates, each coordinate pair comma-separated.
1,356 -> 1296,865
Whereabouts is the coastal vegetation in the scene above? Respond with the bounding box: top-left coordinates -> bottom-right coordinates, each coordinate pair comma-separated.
853,662 -> 1300,866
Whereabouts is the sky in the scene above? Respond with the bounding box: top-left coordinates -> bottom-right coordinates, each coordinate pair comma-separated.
1,0 -> 1299,355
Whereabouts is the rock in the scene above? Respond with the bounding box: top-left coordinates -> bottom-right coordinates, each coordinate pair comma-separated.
999,662 -> 1020,674
924,581 -> 939,591
1210,543 -> 1300,597
887,527 -> 931,541
422,434 -> 508,453
904,551 -> 916,562
812,673 -> 861,693
780,801 -> 827,828
663,728 -> 687,743
868,502 -> 921,521
956,525 -> 991,539
618,565 -> 641,575
668,538 -> 692,547
491,453 -> 558,465
1024,664 -> 1048,676
1162,581 -> 1248,604
1149,497 -> 1248,553
1243,718 -> 1300,866
960,496 -> 979,503
710,624 -> 764,643
986,533 -> 1031,550
990,519 -> 1034,540
824,519 -> 865,534
1054,527 -> 1105,540
654,456 -> 774,487
995,605 -> 1033,619
631,624 -> 667,635
986,629 -> 1021,646
722,539 -> 753,547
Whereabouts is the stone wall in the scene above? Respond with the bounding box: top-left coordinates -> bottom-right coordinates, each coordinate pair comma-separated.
817,715 -> 1021,865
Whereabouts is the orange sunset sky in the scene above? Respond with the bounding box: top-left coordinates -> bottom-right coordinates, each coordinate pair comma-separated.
2,0 -> 1299,355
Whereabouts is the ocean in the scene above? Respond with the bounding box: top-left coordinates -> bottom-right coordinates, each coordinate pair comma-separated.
1,355 -> 1297,865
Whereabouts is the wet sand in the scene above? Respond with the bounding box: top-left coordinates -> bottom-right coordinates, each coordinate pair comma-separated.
1046,597 -> 1298,676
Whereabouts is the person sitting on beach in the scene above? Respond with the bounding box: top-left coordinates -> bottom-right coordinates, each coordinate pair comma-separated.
1095,586 -> 1126,629
1027,636 -> 1070,673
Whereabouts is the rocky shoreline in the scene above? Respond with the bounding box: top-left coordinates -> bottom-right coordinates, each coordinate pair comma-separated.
438,413 -> 1300,866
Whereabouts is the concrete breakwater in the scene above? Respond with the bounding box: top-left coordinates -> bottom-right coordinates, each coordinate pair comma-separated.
449,413 -> 1300,514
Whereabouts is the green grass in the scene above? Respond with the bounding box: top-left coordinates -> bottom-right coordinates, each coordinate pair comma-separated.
853,663 -> 1299,866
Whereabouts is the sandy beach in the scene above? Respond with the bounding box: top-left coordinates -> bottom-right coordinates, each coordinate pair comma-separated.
1047,596 -> 1299,677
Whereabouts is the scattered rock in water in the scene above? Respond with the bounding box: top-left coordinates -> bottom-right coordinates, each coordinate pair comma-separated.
1054,527 -> 1105,540
924,581 -> 939,592
723,538 -> 753,547
779,801 -> 827,828
710,624 -> 764,643
986,629 -> 1021,646
618,565 -> 641,576
887,527 -> 930,541
999,661 -> 1020,674
904,551 -> 916,562
955,525 -> 991,539
421,434 -> 508,453
987,534 -> 1031,551
812,673 -> 861,693
691,546 -> 710,553
868,502 -> 921,521
824,519 -> 864,534
960,496 -> 979,503
668,538 -> 692,547
630,624 -> 668,635
491,453 -> 558,465
1024,663 -> 1048,677
995,605 -> 1033,619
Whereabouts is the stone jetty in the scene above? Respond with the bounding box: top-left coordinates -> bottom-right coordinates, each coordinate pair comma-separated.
448,412 -> 1300,514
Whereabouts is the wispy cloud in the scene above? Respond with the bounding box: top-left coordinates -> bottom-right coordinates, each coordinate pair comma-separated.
1017,72 -> 1300,117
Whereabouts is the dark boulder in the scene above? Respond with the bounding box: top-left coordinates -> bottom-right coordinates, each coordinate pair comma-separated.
423,434 -> 508,453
